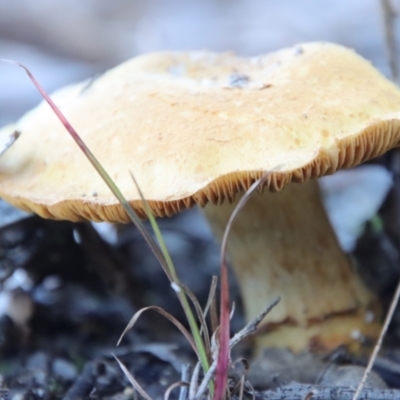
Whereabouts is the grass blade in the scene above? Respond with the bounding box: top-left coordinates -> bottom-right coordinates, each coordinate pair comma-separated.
117,305 -> 197,358
178,282 -> 212,357
129,172 -> 211,379
113,355 -> 153,400
214,248 -> 230,400
4,60 -> 171,280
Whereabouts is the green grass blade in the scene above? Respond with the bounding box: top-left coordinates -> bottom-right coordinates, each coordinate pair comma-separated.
129,172 -> 211,380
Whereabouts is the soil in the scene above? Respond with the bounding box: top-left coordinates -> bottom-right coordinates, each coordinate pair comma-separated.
1,167 -> 400,400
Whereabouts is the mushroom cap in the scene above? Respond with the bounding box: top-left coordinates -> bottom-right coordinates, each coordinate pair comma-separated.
1,42 -> 400,222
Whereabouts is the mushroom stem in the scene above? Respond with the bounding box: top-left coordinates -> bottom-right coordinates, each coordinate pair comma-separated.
203,179 -> 381,352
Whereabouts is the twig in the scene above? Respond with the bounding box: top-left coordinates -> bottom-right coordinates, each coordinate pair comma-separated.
189,361 -> 202,400
229,297 -> 280,349
352,277 -> 400,400
195,298 -> 280,400
381,0 -> 399,81
238,375 -> 245,400
179,364 -> 191,400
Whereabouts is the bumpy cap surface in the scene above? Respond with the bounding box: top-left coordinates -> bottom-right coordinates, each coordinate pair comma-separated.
1,42 -> 400,221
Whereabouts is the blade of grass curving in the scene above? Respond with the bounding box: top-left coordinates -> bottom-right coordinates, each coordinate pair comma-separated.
129,172 -> 177,281
117,305 -> 197,357
129,171 -> 211,379
178,282 -> 211,357
3,60 -> 171,280
171,282 -> 212,387
165,381 -> 189,400
214,172 -> 273,400
113,355 -> 153,400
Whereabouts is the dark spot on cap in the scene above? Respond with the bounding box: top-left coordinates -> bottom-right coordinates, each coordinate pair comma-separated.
229,74 -> 250,88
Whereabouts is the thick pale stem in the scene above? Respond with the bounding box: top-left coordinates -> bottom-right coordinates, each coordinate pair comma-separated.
203,179 -> 381,351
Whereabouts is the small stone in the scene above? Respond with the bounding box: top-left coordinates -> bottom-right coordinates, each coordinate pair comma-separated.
26,352 -> 48,371
319,365 -> 387,389
52,358 -> 78,381
248,348 -> 326,390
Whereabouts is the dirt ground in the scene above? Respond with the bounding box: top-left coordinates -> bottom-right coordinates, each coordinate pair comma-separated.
2,1 -> 400,399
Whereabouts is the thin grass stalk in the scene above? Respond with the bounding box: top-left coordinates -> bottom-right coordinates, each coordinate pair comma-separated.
130,173 -> 211,381
214,173 -> 273,400
178,282 -> 212,357
114,355 -> 153,400
117,305 -> 197,356
214,255 -> 230,400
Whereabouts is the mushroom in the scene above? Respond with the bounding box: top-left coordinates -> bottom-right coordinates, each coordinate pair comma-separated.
1,42 -> 400,351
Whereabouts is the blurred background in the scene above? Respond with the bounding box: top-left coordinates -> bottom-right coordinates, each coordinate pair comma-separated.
0,0 -> 396,126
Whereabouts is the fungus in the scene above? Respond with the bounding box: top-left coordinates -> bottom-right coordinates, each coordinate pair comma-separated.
1,42 -> 400,351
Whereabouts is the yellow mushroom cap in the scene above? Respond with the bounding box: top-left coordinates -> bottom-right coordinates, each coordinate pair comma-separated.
1,42 -> 400,222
